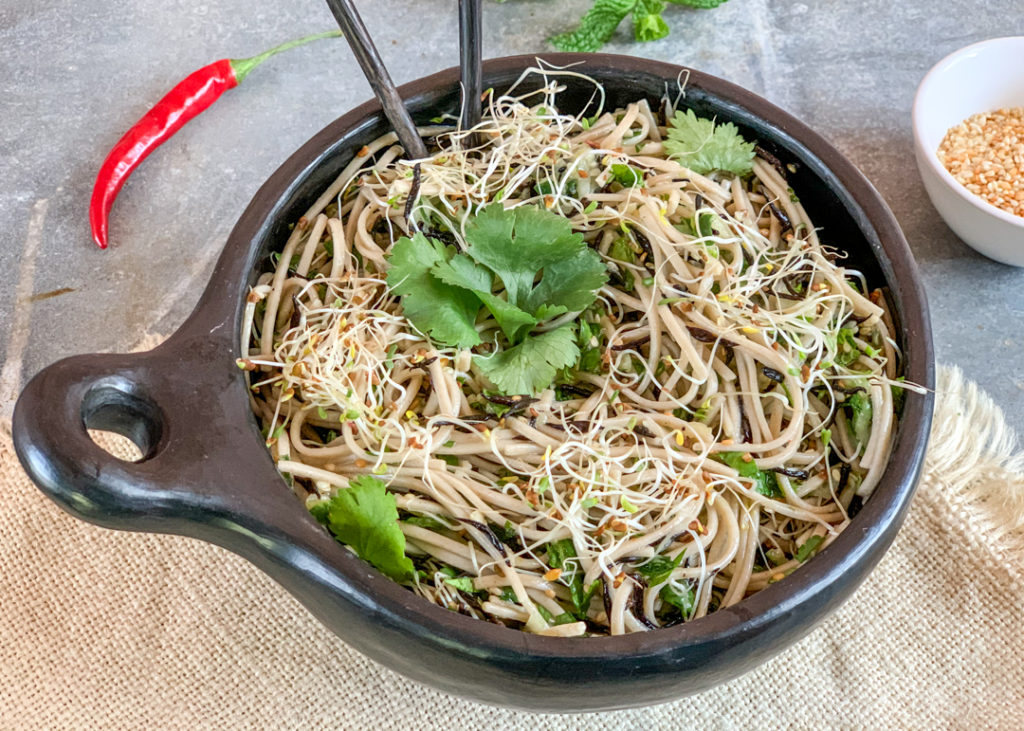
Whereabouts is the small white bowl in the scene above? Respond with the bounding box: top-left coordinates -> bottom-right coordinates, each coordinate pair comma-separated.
912,36 -> 1024,267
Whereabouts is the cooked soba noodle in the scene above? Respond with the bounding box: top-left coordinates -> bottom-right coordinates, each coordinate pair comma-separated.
242,67 -> 914,637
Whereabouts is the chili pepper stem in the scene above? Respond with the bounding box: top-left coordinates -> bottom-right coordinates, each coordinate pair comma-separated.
231,30 -> 343,83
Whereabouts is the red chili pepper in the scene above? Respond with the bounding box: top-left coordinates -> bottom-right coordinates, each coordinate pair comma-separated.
89,31 -> 341,249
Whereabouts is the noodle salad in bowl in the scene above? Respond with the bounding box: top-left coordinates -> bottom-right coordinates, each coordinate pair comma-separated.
240,68 -> 917,638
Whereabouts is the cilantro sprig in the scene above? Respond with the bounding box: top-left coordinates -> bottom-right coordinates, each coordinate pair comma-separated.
385,204 -> 608,395
664,109 -> 755,176
309,475 -> 415,582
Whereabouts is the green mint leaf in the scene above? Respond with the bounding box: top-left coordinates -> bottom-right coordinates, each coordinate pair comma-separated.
385,233 -> 482,348
667,0 -> 728,7
315,475 -> 414,582
549,0 -> 637,52
664,108 -> 755,176
475,325 -> 579,395
632,0 -> 670,42
719,452 -> 781,497
847,391 -> 873,447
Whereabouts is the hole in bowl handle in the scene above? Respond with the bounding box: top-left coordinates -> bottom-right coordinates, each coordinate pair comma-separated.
11,352 -> 177,528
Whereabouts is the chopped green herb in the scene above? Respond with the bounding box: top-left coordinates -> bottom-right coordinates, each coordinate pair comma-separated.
443,576 -> 477,593
659,582 -> 696,615
633,553 -> 683,585
719,451 -> 782,497
610,163 -> 644,187
403,514 -> 449,531
835,327 -> 861,367
892,378 -> 907,414
546,538 -> 591,619
847,391 -> 873,447
795,534 -> 825,563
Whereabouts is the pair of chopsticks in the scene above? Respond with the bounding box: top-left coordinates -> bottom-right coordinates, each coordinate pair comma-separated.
324,0 -> 483,160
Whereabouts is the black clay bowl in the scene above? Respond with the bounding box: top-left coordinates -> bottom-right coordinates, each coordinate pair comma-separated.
13,54 -> 934,712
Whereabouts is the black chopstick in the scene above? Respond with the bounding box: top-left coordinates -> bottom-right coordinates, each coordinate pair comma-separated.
459,0 -> 483,137
324,0 -> 429,160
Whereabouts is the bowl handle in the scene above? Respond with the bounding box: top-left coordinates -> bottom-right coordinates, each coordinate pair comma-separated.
10,334 -> 300,535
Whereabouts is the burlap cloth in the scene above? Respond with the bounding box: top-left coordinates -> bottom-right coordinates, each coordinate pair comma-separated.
2,365 -> 1022,729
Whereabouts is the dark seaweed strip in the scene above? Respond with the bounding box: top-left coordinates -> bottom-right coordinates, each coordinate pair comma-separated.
404,162 -> 422,223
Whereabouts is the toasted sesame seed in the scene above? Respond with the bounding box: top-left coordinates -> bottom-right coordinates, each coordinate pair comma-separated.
937,107 -> 1024,218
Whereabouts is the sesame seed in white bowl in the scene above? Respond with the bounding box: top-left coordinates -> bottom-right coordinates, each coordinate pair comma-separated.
912,36 -> 1024,267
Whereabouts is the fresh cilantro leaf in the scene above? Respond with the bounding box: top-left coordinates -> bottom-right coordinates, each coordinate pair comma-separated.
610,163 -> 645,187
719,451 -> 782,497
475,325 -> 579,395
431,250 -> 492,291
549,0 -> 636,53
521,248 -> 609,317
633,0 -> 670,42
464,204 -> 603,313
308,500 -> 329,525
385,233 -> 481,348
847,391 -> 873,447
578,346 -> 604,374
664,109 -> 755,176
311,475 -> 414,582
433,252 -> 540,341
835,327 -> 861,367
795,534 -> 824,563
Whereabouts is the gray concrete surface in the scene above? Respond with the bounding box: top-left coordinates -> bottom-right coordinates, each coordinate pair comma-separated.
2,1 -> 1023,433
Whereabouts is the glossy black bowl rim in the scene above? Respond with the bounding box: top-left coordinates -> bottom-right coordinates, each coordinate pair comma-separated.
14,53 -> 934,668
